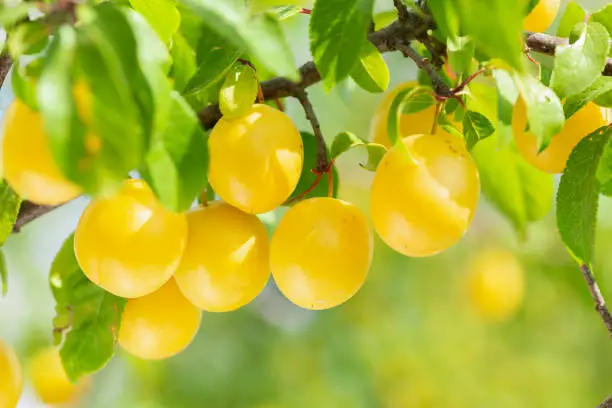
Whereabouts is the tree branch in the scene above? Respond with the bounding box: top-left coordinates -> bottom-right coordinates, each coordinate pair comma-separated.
292,88 -> 330,173
12,202 -> 60,233
393,0 -> 411,21
525,31 -> 612,76
580,264 -> 612,335
599,394 -> 612,408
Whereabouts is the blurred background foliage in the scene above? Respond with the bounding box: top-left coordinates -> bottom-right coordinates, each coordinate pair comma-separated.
2,0 -> 612,407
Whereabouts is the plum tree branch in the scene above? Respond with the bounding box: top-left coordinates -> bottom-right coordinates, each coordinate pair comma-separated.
292,88 -> 330,173
599,394 -> 612,408
580,264 -> 612,336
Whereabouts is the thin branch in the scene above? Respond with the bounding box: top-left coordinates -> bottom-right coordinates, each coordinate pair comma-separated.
0,54 -> 11,88
393,0 -> 411,21
525,31 -> 612,76
293,88 -> 330,173
599,395 -> 612,408
580,264 -> 612,336
12,201 -> 61,233
392,41 -> 454,98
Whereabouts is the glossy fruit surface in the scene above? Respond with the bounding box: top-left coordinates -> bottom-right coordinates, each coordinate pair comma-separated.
513,99 -> 606,174
270,197 -> 373,310
468,249 -> 524,321
29,347 -> 89,405
118,279 -> 201,360
174,202 -> 270,312
2,100 -> 81,205
208,104 -> 303,214
370,133 -> 480,257
523,0 -> 560,33
0,340 -> 23,408
75,179 -> 188,298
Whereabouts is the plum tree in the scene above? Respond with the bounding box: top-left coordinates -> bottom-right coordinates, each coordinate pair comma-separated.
0,0 -> 611,404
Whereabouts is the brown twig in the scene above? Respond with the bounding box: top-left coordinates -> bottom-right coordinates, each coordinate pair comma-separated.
599,394 -> 612,408
393,0 -> 411,21
293,88 -> 330,174
13,201 -> 61,233
580,264 -> 612,336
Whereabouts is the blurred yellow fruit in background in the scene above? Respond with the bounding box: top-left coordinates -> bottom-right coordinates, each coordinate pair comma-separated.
2,99 -> 81,205
0,340 -> 23,408
29,347 -> 90,405
118,279 -> 201,360
513,99 -> 606,174
370,133 -> 480,257
523,0 -> 561,33
75,179 -> 188,298
174,202 -> 270,312
208,104 -> 303,214
271,197 -> 373,310
468,249 -> 525,321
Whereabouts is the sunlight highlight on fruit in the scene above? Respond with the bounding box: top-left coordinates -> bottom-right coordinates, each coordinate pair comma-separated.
29,347 -> 90,405
370,133 -> 480,257
523,0 -> 560,33
174,202 -> 270,312
74,179 -> 188,298
2,99 -> 81,205
270,197 -> 373,310
0,340 -> 22,408
513,99 -> 606,174
118,279 -> 202,360
467,249 -> 524,321
208,104 -> 304,214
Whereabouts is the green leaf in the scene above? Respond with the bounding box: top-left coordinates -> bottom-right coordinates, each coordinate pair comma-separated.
219,63 -> 258,119
402,92 -> 435,114
428,0 -> 459,38
564,76 -> 612,118
373,10 -> 398,31
270,5 -> 302,20
457,0 -> 524,71
178,0 -> 297,80
37,26 -> 89,186
287,132 -> 339,202
386,85 -> 433,147
7,21 -> 49,57
591,4 -> 612,37
557,127 -> 611,267
514,73 -> 564,152
493,69 -> 518,146
597,138 -> 612,196
50,234 -> 126,381
472,136 -> 554,235
309,0 -> 375,90
0,250 -> 7,302
184,26 -> 242,96
463,110 -> 495,150
329,131 -> 387,171
0,181 -> 21,245
350,41 -> 390,94
11,59 -> 38,110
447,36 -> 475,78
0,3 -> 33,28
170,33 -> 197,92
550,22 -> 611,99
557,2 -> 586,38
129,0 -> 180,43
142,92 -> 208,212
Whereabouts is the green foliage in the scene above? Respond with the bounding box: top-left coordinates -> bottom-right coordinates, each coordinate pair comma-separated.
550,22 -> 610,99
386,85 -> 432,146
428,0 -> 459,38
597,139 -> 612,196
350,42 -> 390,94
287,132 -> 339,202
463,111 -> 495,150
591,3 -> 612,37
557,127 -> 611,267
473,136 -> 554,234
129,0 -> 180,44
0,181 -> 21,247
556,2 -> 586,38
447,36 -> 475,78
493,69 -> 519,146
330,131 -> 387,172
170,33 -> 197,92
0,250 -> 6,302
219,63 -> 259,119
7,21 -> 49,57
0,2 -> 33,28
309,0 -> 374,90
142,92 -> 208,212
178,0 -> 297,80
50,234 -> 126,381
514,73 -> 564,152
564,76 -> 612,118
